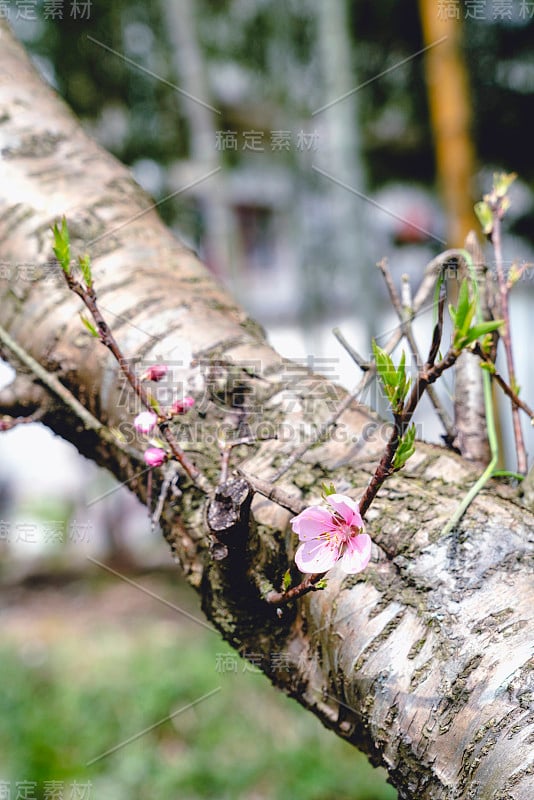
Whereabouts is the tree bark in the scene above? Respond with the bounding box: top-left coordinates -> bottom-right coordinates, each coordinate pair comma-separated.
0,22 -> 532,800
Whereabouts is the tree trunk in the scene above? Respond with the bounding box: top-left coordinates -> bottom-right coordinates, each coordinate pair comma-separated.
418,0 -> 478,247
0,22 -> 532,800
160,0 -> 238,279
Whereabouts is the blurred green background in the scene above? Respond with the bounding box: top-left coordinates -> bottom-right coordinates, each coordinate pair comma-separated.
1,576 -> 396,800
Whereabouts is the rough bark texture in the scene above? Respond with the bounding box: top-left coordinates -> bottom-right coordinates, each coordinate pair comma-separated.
1,22 -> 533,800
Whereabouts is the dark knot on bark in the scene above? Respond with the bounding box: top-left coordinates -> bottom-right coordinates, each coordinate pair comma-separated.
206,477 -> 253,559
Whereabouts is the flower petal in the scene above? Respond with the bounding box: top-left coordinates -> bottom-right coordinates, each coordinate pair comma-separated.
143,447 -> 167,467
328,494 -> 363,528
295,539 -> 340,573
134,411 -> 158,435
340,533 -> 372,574
291,506 -> 337,541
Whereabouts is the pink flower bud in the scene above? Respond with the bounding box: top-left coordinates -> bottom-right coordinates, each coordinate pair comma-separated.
171,396 -> 195,415
140,364 -> 168,382
143,447 -> 167,467
133,411 -> 158,435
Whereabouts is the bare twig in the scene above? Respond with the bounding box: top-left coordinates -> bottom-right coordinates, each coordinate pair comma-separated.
359,313 -> 457,518
377,258 -> 454,441
332,328 -> 371,371
262,285 -> 456,606
0,408 -> 45,430
264,573 -> 325,606
473,343 -> 534,421
61,268 -> 211,492
491,213 -> 527,474
0,322 -> 143,462
220,434 -> 277,485
238,471 -> 305,515
271,250 -> 463,483
453,232 -> 492,465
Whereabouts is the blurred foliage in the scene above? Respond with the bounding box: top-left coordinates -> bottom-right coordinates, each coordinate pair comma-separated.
0,579 -> 397,800
16,0 -> 534,202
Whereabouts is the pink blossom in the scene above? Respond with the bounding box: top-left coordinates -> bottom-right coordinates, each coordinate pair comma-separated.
291,493 -> 371,574
170,396 -> 195,415
133,411 -> 158,435
143,447 -> 167,467
140,364 -> 168,382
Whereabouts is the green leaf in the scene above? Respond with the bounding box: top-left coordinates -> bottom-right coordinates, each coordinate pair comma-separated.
493,171 -> 517,198
52,217 -> 71,274
463,319 -> 503,346
372,340 -> 396,386
451,280 -> 490,349
282,569 -> 292,591
508,263 -> 521,287
393,424 -> 416,470
321,482 -> 336,498
455,279 -> 471,330
474,201 -> 493,236
146,392 -> 162,415
372,341 -> 410,411
480,362 -> 496,374
78,253 -> 93,288
79,314 -> 99,338
459,303 -> 477,337
315,579 -> 328,590
392,350 -> 411,409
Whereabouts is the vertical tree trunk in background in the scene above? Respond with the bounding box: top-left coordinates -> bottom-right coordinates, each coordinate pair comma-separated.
314,0 -> 375,333
418,0 -> 478,246
161,0 -> 238,278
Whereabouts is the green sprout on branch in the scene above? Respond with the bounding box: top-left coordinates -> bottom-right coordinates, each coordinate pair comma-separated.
449,279 -> 502,351
372,342 -> 411,414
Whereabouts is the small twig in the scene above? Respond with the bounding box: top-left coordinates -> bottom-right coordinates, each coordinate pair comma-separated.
332,328 -> 371,371
359,340 -> 459,518
401,273 -> 412,312
452,233 -> 493,464
491,210 -> 527,474
473,343 -> 534,420
0,322 -> 142,462
151,463 -> 181,531
427,281 -> 447,367
159,422 -> 211,493
219,434 -> 277,485
377,258 -> 454,440
258,252 -> 478,606
238,471 -> 305,515
0,408 -> 45,431
248,332 -> 460,604
62,269 -> 210,492
265,573 -> 324,606
271,250 -> 464,483
220,447 -> 232,486
270,390 -> 362,482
